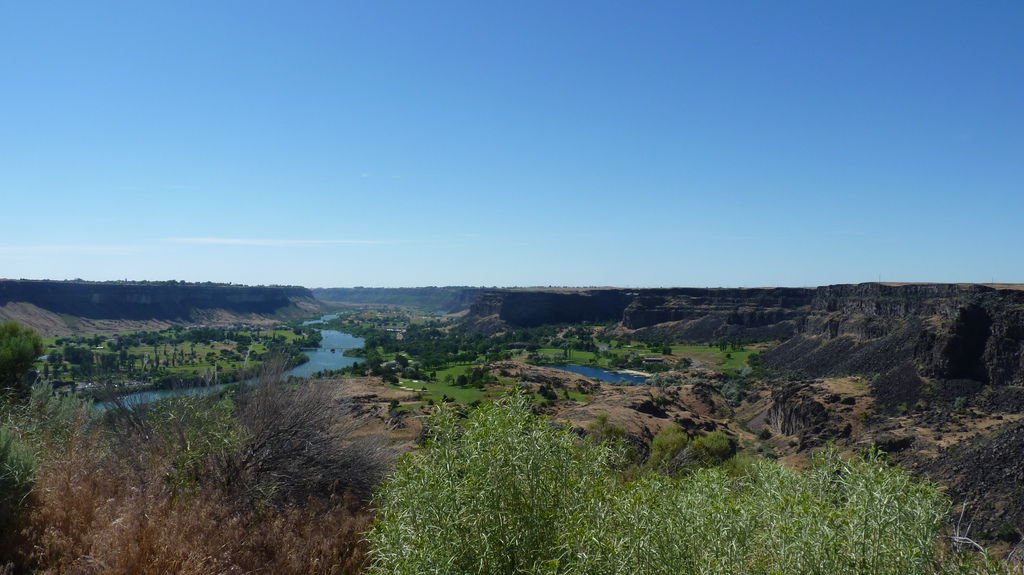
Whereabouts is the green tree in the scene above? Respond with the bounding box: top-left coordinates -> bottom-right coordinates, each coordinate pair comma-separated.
0,321 -> 44,396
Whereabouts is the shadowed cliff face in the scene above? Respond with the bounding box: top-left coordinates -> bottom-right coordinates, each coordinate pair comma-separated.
761,284 -> 1024,386
622,288 -> 816,330
468,288 -> 817,337
469,290 -> 636,327
0,280 -> 314,322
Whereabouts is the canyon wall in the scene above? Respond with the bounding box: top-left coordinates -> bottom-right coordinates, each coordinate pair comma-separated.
468,289 -> 636,327
313,287 -> 482,312
765,283 -> 1024,387
467,287 -> 816,339
0,280 -> 315,327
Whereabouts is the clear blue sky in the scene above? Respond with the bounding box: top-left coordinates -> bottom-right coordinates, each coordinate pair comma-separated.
1,1 -> 1021,288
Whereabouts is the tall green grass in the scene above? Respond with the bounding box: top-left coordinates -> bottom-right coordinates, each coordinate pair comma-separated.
0,424 -> 36,533
369,394 -> 1005,575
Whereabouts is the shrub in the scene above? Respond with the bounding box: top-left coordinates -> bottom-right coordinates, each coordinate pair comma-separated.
587,412 -> 627,443
149,394 -> 244,492
655,430 -> 736,475
720,377 -> 750,404
0,424 -> 36,541
646,423 -> 688,472
8,366 -> 391,574
369,395 -> 1005,575
25,440 -> 374,575
22,384 -> 95,447
229,377 -> 393,501
0,321 -> 44,397
688,430 -> 735,466
1,384 -> 93,566
369,394 -> 623,574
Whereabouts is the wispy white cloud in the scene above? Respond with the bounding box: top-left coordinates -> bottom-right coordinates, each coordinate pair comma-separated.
0,243 -> 144,256
166,237 -> 388,247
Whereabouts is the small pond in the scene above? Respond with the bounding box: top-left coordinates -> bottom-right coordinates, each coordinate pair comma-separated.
547,364 -> 648,385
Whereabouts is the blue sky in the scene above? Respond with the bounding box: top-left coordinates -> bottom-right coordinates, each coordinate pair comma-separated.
1,1 -> 1021,288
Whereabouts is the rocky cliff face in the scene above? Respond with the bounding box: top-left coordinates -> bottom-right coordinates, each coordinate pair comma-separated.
765,382 -> 856,449
0,280 -> 315,323
313,287 -> 482,312
467,287 -> 816,339
621,288 -> 816,329
763,284 -> 1024,388
916,419 -> 1024,541
620,288 -> 816,341
468,289 -> 635,327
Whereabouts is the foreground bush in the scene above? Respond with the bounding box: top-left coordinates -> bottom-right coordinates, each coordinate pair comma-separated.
0,425 -> 36,549
3,371 -> 390,574
370,395 -> 622,574
369,394 -> 1004,575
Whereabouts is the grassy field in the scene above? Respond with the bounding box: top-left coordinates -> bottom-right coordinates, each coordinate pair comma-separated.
395,378 -> 486,403
527,341 -> 764,374
535,347 -> 600,364
670,343 -> 766,372
431,363 -> 474,382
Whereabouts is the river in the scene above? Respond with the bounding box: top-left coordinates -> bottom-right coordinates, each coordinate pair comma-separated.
101,314 -> 364,406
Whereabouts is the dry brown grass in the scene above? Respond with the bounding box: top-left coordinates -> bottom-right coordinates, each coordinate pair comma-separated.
6,366 -> 386,574
17,426 -> 373,575
25,438 -> 372,574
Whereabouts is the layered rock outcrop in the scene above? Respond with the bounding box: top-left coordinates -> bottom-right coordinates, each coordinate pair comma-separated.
468,289 -> 635,327
763,284 -> 1024,388
467,287 -> 815,340
312,287 -> 482,313
0,279 -> 314,323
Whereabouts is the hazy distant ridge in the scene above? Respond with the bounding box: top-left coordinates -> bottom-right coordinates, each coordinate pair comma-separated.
312,287 -> 481,312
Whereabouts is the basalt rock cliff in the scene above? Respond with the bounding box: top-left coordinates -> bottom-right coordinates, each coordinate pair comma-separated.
467,287 -> 816,340
0,279 -> 318,335
313,286 -> 482,313
762,283 -> 1024,389
468,289 -> 636,327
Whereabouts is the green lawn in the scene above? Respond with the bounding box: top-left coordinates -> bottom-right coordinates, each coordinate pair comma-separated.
431,363 -> 474,382
670,344 -> 760,372
535,347 -> 600,364
563,389 -> 589,402
395,378 -> 485,404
